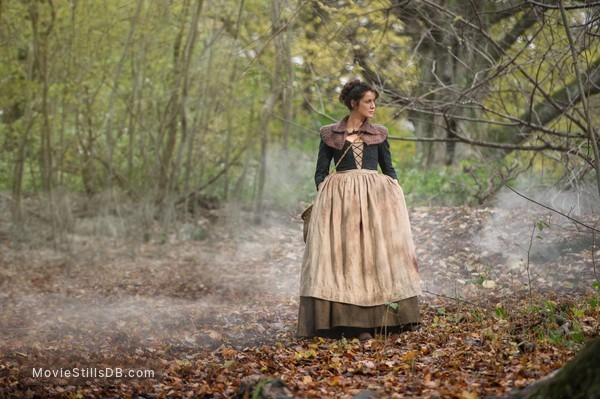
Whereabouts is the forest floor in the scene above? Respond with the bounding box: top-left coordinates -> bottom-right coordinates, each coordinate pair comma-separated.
0,203 -> 599,398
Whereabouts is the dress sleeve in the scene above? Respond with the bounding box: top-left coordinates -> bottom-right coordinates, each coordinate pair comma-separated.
378,138 -> 398,180
314,138 -> 333,189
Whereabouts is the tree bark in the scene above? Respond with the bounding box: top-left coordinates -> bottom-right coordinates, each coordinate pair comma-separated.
104,0 -> 144,189
500,337 -> 600,399
558,0 -> 600,197
156,0 -> 204,209
27,0 -> 56,192
254,0 -> 288,222
379,0 -> 599,172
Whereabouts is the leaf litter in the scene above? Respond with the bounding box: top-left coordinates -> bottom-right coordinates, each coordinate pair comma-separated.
0,205 -> 598,398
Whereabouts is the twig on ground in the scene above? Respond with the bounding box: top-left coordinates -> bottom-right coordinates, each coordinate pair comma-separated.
422,289 -> 494,311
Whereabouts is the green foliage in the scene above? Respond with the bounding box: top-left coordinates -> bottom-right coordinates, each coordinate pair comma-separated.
470,309 -> 484,321
535,219 -> 550,237
520,299 -> 591,348
294,0 -> 416,99
494,305 -> 509,319
396,162 -> 487,206
0,0 -> 598,215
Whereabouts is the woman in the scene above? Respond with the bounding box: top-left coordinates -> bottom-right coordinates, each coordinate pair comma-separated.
297,79 -> 422,340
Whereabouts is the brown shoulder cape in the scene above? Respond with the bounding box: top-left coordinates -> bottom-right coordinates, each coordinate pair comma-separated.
320,116 -> 388,150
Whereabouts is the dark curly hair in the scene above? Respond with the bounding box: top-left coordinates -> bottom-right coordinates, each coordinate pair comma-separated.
339,79 -> 379,110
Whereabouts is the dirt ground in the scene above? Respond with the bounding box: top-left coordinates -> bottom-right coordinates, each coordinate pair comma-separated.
0,204 -> 598,398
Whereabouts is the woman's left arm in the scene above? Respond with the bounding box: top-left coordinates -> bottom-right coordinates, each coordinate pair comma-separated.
378,139 -> 398,180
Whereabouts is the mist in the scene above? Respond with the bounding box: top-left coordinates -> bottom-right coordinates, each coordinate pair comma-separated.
415,180 -> 599,303
1,154 -> 598,391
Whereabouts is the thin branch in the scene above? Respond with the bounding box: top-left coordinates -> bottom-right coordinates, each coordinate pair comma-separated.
494,171 -> 600,233
527,0 -> 600,10
558,0 -> 600,197
525,221 -> 537,299
422,289 -> 494,311
404,0 -> 599,145
238,2 -> 306,79
387,134 -> 573,152
176,145 -> 246,205
593,220 -> 599,282
382,96 -> 588,141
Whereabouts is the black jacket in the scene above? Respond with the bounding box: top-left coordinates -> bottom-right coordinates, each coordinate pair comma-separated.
314,116 -> 398,188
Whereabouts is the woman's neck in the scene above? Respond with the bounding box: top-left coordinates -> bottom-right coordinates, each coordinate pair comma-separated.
346,114 -> 365,132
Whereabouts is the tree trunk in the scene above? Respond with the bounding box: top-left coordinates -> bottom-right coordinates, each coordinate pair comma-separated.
385,0 -> 472,167
166,0 -> 204,200
104,0 -> 144,189
381,1 -> 559,167
254,0 -> 287,223
221,0 -> 245,201
10,47 -> 35,225
500,337 -> 600,399
156,0 -> 204,210
281,8 -> 294,151
255,89 -> 277,222
493,57 -> 600,151
11,118 -> 32,225
28,0 -> 55,192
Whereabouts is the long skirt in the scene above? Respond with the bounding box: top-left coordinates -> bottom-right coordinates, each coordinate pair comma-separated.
297,170 -> 422,338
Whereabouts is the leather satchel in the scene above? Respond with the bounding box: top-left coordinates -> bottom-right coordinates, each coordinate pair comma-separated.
301,204 -> 313,243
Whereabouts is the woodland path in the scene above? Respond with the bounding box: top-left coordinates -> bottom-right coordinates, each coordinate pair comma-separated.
0,205 -> 598,398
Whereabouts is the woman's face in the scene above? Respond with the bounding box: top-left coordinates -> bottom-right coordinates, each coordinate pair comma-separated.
353,90 -> 376,119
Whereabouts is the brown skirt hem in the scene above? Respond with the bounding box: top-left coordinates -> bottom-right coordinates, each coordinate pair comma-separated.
296,296 -> 420,338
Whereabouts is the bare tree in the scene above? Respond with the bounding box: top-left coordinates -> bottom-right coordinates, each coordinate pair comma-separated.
156,0 -> 204,217
254,0 -> 295,222
353,0 -> 600,195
